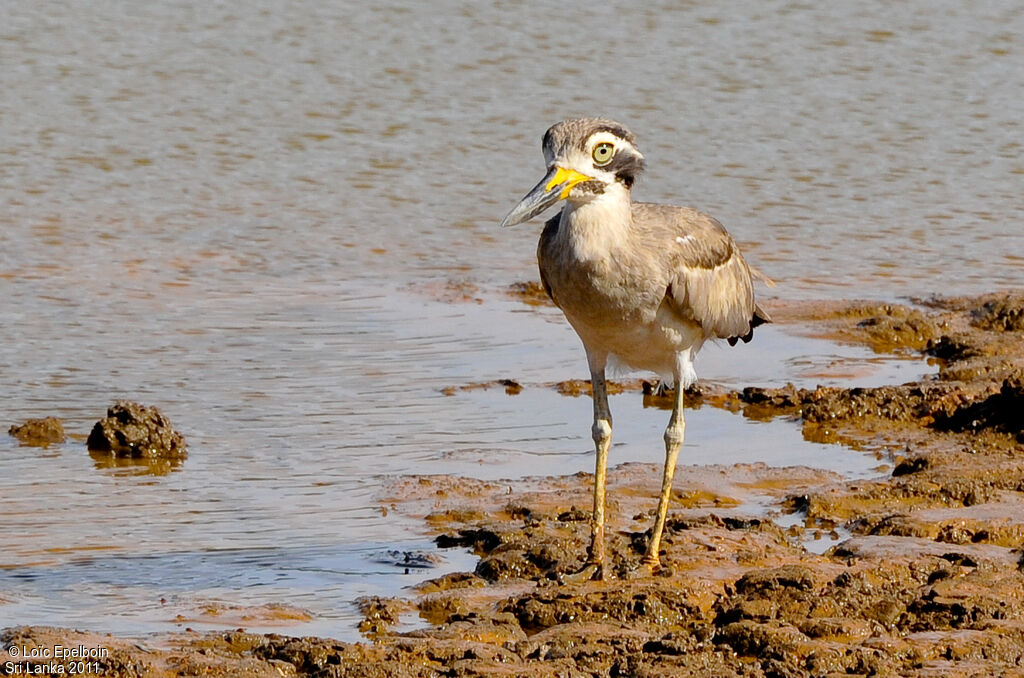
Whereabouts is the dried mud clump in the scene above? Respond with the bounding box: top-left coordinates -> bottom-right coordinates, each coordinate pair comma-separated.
437,517 -> 591,582
970,294 -> 1024,332
852,304 -> 942,352
739,383 -> 953,424
357,597 -> 407,635
8,416 -> 66,447
933,373 -> 1024,439
502,581 -> 705,633
710,550 -> 1024,674
777,301 -> 944,354
86,401 -> 187,458
739,293 -> 1024,439
924,333 -> 984,362
808,385 -> 925,422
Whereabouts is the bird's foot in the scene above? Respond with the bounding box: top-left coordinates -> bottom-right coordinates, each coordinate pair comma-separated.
625,556 -> 660,580
556,561 -> 605,584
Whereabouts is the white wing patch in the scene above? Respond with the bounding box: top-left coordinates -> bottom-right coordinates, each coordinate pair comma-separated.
675,235 -> 694,245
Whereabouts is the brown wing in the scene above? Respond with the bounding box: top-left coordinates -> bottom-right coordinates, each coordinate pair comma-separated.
636,204 -> 768,342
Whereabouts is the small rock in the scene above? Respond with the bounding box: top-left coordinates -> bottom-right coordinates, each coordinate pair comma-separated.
87,401 -> 186,458
357,596 -> 404,635
372,549 -> 442,569
9,417 -> 66,447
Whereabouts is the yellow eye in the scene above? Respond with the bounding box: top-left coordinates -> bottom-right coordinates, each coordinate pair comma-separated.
592,142 -> 615,166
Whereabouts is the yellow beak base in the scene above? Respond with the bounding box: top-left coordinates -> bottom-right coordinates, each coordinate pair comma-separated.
545,167 -> 594,199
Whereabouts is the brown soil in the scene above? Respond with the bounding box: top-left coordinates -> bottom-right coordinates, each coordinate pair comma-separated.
5,291 -> 1024,677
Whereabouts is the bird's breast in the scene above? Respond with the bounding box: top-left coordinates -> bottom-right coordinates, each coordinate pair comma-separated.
541,237 -> 652,320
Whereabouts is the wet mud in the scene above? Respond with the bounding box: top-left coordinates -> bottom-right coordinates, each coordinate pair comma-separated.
4,292 -> 1024,677
506,280 -> 551,307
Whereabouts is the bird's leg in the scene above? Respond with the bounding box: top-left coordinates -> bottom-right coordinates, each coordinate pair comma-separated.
641,363 -> 686,573
587,367 -> 612,579
560,364 -> 612,584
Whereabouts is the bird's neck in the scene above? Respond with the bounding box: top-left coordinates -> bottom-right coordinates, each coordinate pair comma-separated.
559,184 -> 634,260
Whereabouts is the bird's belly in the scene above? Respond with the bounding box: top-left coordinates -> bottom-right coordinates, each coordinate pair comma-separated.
541,248 -> 705,378
561,293 -> 705,379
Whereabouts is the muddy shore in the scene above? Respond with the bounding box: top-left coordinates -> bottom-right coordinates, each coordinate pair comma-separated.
4,292 -> 1023,677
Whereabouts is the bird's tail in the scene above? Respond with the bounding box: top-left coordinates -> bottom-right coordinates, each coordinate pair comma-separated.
752,303 -> 771,326
749,264 -> 776,288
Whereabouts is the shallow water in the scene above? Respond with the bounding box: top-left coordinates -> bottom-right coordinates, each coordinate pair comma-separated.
1,0 -> 1020,639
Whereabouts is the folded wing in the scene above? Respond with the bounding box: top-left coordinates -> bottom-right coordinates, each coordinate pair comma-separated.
638,204 -> 770,344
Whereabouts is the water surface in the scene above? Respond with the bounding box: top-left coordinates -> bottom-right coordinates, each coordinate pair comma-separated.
1,0 -> 1021,638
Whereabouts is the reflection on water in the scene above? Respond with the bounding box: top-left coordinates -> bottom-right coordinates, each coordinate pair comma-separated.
88,450 -> 185,476
1,0 -> 1021,639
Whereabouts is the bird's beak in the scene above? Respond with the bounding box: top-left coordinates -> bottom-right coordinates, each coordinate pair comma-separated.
500,166 -> 593,227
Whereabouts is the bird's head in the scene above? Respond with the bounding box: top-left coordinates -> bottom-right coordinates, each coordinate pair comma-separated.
500,118 -> 645,227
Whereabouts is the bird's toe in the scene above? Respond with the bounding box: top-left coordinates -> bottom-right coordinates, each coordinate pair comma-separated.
556,561 -> 605,584
626,557 -> 660,579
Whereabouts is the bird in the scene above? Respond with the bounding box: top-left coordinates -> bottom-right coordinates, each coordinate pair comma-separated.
500,118 -> 770,580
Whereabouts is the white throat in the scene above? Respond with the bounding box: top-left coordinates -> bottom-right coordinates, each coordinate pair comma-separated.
559,182 -> 633,261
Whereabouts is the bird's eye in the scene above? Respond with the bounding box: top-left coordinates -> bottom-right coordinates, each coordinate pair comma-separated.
592,142 -> 615,166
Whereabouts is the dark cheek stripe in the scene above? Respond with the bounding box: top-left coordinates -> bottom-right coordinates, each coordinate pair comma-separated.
601,153 -> 644,177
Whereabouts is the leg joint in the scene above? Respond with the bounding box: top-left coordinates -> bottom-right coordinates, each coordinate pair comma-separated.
592,418 -> 612,445
664,420 -> 685,447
